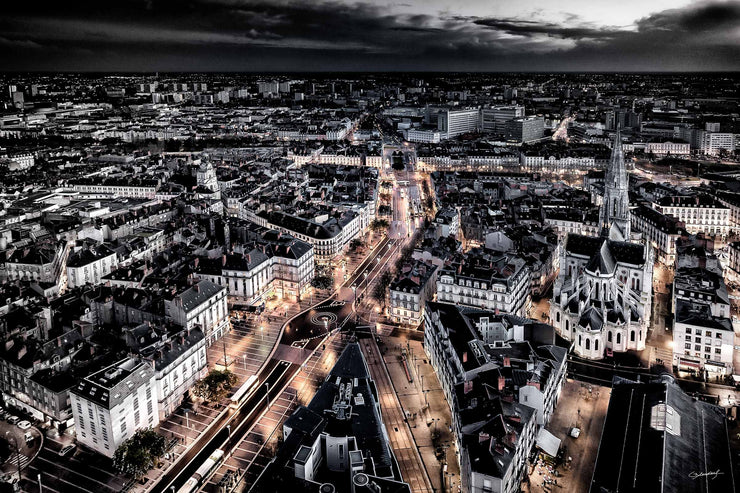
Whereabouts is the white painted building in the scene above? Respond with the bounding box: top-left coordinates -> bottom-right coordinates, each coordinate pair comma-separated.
66,244 -> 118,288
128,325 -> 208,420
195,236 -> 315,303
644,140 -> 691,157
654,195 -> 730,238
165,280 -> 229,346
407,128 -> 442,143
71,181 -> 157,199
388,261 -> 437,326
438,108 -> 480,138
701,132 -> 735,156
630,205 -> 683,266
437,251 -> 530,317
70,358 -> 158,457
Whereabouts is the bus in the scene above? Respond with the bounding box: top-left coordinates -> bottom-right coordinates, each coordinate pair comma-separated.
176,449 -> 225,493
230,375 -> 259,409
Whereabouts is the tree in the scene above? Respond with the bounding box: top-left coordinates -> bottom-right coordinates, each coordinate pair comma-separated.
311,274 -> 333,290
192,369 -> 238,402
113,428 -> 166,481
373,270 -> 393,306
349,239 -> 364,251
370,219 -> 389,232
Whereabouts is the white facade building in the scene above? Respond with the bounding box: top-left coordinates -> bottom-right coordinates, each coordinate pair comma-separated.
645,140 -> 691,157
438,108 -> 480,138
701,132 -> 735,156
550,129 -> 653,360
70,359 -> 158,457
165,280 -> 229,346
66,244 -> 118,288
437,252 -> 530,317
407,128 -> 442,143
654,195 -> 729,238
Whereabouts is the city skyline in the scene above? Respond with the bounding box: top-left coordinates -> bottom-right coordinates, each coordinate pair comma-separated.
1,0 -> 739,72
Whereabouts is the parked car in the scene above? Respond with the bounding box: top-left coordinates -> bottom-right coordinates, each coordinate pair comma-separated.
24,432 -> 34,445
569,427 -> 581,439
7,416 -> 19,425
17,420 -> 32,430
58,444 -> 76,457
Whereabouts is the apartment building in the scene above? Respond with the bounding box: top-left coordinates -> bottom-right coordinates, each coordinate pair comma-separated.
388,260 -> 437,326
671,262 -> 733,376
126,325 -> 207,420
654,195 -> 729,238
70,358 -> 158,457
423,302 -> 567,493
66,243 -> 119,288
165,280 -> 229,346
437,249 -> 530,317
630,205 -> 683,266
194,233 -> 315,303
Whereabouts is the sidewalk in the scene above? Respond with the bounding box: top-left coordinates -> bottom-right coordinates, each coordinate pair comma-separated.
381,336 -> 461,493
360,337 -> 434,493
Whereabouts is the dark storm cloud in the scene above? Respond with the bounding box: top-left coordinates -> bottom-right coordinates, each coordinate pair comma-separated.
467,17 -> 625,40
0,0 -> 738,71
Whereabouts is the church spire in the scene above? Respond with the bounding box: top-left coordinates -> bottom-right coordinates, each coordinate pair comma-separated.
599,126 -> 630,240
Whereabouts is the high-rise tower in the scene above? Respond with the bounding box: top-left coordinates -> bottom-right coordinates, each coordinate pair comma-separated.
599,127 -> 630,241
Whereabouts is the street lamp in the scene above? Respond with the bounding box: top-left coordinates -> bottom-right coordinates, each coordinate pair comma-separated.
226,424 -> 231,437
38,474 -> 42,493
185,411 -> 189,429
260,325 -> 264,342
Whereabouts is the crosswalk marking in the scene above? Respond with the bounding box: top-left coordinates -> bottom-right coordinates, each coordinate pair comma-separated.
5,452 -> 31,469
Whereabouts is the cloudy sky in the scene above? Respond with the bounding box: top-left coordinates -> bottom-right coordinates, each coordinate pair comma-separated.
1,0 -> 738,72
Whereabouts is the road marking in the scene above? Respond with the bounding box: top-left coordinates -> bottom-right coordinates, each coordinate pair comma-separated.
27,464 -> 104,493
36,455 -> 119,490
